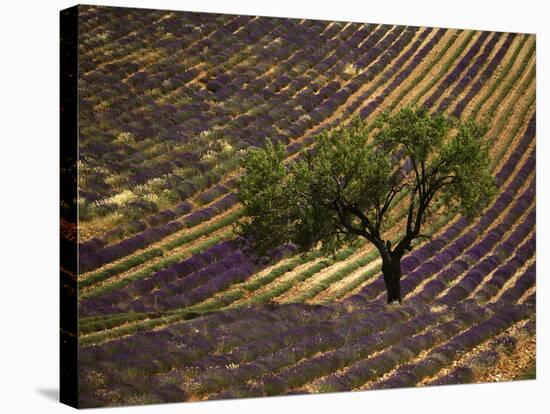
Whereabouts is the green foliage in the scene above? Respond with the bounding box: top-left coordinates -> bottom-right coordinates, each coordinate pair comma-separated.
436,119 -> 494,217
238,140 -> 299,254
238,106 -> 495,261
375,106 -> 495,219
239,120 -> 392,256
376,106 -> 453,161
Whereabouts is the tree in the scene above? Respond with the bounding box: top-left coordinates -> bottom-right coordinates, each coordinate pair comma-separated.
237,106 -> 495,304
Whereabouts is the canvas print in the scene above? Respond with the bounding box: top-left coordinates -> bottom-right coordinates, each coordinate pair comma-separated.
60,4 -> 536,408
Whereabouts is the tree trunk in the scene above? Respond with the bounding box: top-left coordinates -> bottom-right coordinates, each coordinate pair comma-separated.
382,257 -> 402,304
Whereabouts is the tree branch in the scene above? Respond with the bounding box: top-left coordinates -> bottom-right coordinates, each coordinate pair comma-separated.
375,186 -> 403,235
346,202 -> 377,237
430,174 -> 457,194
393,170 -> 454,259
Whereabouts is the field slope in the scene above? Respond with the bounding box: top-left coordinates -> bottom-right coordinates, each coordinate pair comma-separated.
75,6 -> 536,408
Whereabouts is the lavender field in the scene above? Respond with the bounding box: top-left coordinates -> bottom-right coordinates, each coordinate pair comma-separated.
75,5 -> 536,407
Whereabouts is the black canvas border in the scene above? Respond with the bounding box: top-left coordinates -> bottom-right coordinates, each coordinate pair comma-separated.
60,4 -> 79,408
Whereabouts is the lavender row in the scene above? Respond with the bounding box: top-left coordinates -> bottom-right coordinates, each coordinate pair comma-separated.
81,298 -> 411,379
79,20 -> 371,192
423,31 -> 491,109
352,146 -> 535,304
79,296 -> 531,403
79,287 -> 533,404
132,23 -> 402,163
109,22 -> 372,174
179,304 -> 429,397
429,215 -> 535,306
404,186 -> 535,304
79,240 -> 241,316
473,235 -> 535,302
79,8 -> 189,69
494,113 -> 536,186
497,262 -> 536,303
204,26 -> 396,149
80,10 -> 232,73
452,33 -> 517,117
79,193 -> 238,273
79,201 -> 193,255
78,15 -> 302,207
80,15 -> 277,195
382,118 -> 536,280
127,258 -> 256,312
437,32 -> 505,112
429,333 -> 519,385
409,183 -> 535,296
81,13 -> 252,101
79,220 -> 183,273
84,25 -> 532,314
79,25 -> 422,259
130,25 -> 407,167
96,25 -> 440,249
80,300 -> 391,403
316,301 -> 493,392
358,28 -> 446,118
78,23 -> 392,247
374,303 -> 532,389
83,44 -> 534,297
187,303 -> 392,374
253,310 -> 442,396
79,235 -> 299,316
214,301 -> 488,397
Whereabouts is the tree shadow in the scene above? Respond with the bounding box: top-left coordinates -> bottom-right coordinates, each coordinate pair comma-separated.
36,388 -> 59,402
